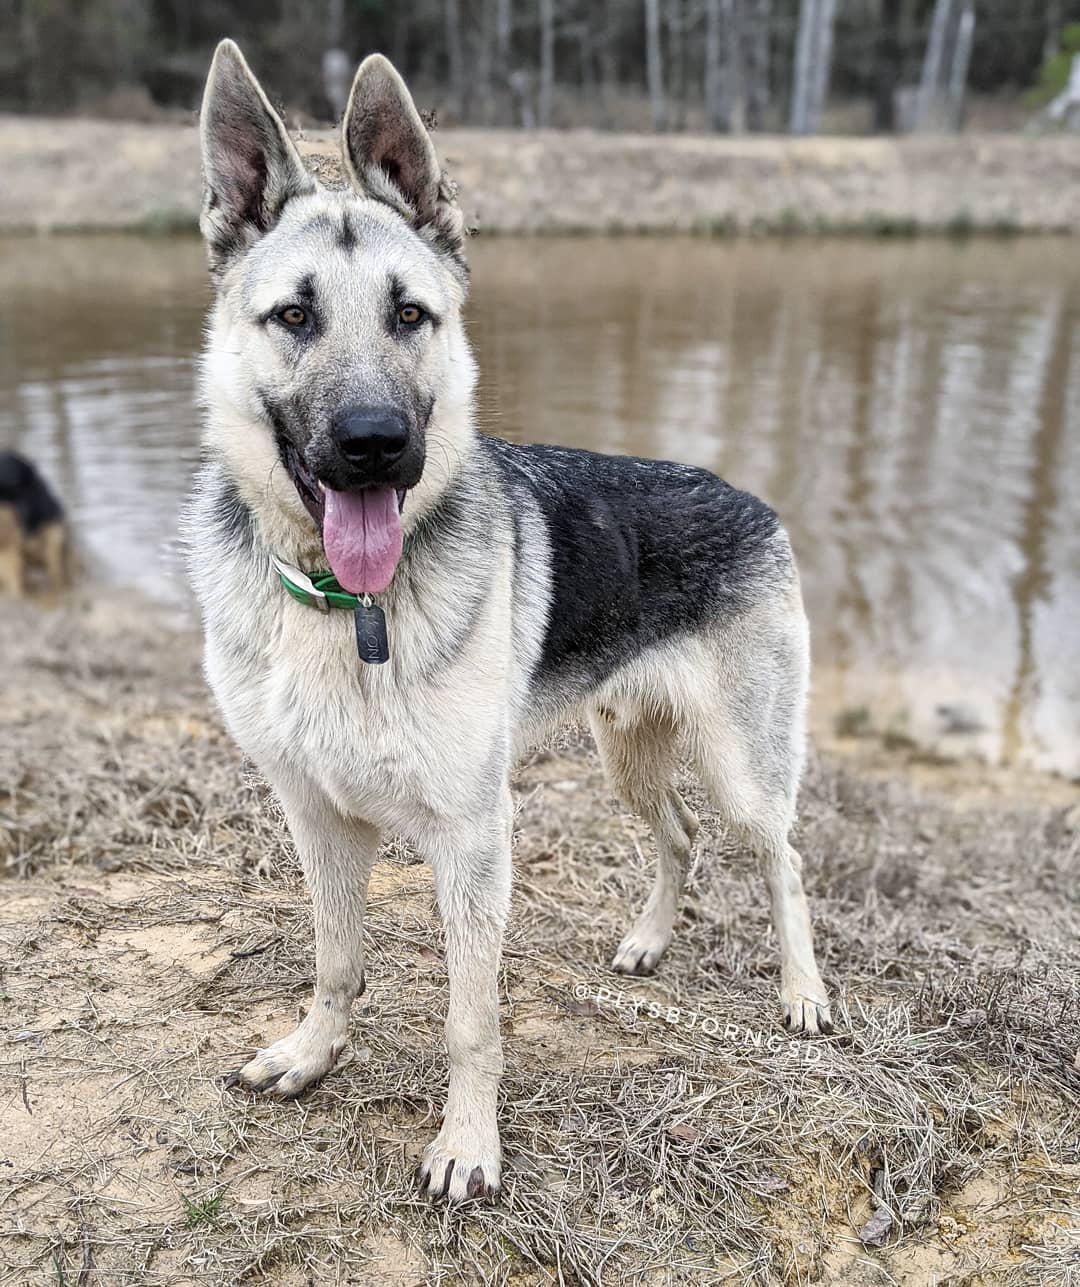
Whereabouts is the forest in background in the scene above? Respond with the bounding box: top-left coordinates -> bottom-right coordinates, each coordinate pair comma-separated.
1,0 -> 1077,133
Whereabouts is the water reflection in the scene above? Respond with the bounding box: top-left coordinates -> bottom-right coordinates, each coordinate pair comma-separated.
1,235 -> 1077,775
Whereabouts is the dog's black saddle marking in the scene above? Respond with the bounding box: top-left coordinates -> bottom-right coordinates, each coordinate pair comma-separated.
480,436 -> 783,694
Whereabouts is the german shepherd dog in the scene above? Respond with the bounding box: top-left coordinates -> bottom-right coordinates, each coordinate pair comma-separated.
186,41 -> 832,1201
0,451 -> 69,596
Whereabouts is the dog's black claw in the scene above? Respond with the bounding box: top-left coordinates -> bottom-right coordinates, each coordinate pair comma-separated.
818,1014 -> 835,1036
439,1159 -> 455,1199
466,1165 -> 487,1198
222,1070 -> 243,1090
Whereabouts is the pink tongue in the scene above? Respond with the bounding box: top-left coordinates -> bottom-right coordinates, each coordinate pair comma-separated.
322,487 -> 403,594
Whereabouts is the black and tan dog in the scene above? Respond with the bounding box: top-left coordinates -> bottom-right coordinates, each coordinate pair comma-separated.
186,41 -> 832,1202
0,452 -> 69,596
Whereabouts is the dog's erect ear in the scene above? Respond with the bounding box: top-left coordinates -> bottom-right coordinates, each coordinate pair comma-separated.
341,55 -> 465,263
199,39 -> 315,271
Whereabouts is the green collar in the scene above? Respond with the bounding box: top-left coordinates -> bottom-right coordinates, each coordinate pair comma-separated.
272,556 -> 362,612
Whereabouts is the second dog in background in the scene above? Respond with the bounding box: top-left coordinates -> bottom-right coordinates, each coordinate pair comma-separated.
0,452 -> 69,596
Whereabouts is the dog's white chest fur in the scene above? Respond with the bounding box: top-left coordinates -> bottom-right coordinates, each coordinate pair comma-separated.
200,552 -> 519,841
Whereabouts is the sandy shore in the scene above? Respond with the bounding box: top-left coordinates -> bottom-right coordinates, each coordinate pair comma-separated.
4,115 -> 1080,236
0,586 -> 1077,1284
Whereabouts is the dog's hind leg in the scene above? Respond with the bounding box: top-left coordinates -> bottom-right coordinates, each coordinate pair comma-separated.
38,519 -> 69,590
0,505 -> 23,596
687,612 -> 832,1036
234,778 -> 379,1098
590,705 -> 699,977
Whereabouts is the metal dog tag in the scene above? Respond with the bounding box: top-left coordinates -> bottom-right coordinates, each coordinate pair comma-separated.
354,598 -> 389,665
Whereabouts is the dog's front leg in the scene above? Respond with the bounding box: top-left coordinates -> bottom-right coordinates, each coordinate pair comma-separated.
418,789 -> 512,1202
234,781 -> 379,1098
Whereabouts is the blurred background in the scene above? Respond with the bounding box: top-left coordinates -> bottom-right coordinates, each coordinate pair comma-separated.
3,0 -> 1080,133
1,1 -> 1079,781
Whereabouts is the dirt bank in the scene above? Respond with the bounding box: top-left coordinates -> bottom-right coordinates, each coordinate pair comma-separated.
0,588 -> 1077,1285
4,115 -> 1080,236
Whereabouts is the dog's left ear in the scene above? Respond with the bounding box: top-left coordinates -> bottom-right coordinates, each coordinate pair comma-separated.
342,55 -> 465,262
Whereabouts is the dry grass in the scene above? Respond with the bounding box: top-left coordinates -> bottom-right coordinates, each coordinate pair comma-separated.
0,591 -> 1077,1286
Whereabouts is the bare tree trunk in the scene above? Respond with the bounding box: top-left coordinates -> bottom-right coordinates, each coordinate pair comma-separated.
597,0 -> 619,129
723,0 -> 746,134
808,0 -> 835,129
873,0 -> 902,132
577,19 -> 595,119
704,0 -> 722,130
495,0 -> 513,125
917,0 -> 954,129
472,0 -> 495,124
645,0 -> 666,130
538,0 -> 555,126
790,0 -> 835,134
20,1 -> 41,110
667,0 -> 687,130
789,0 -> 816,134
946,0 -> 974,129
445,0 -> 465,118
745,0 -> 770,131
497,0 -> 512,65
917,0 -> 971,132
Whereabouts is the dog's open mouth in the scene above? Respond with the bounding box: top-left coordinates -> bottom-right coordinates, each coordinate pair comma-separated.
280,439 -> 325,525
280,440 -> 407,595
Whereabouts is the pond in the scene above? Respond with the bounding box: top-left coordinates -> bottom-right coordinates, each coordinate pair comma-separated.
2,234 -> 1077,776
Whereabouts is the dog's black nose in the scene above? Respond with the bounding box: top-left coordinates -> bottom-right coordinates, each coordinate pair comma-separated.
331,405 -> 409,467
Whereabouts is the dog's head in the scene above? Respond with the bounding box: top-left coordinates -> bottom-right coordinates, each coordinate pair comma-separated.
198,40 -> 474,593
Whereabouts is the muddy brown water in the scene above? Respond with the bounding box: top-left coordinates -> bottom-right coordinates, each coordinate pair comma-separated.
1,234 -> 1078,777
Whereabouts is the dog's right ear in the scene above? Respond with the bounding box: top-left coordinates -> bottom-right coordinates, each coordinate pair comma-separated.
198,39 -> 315,272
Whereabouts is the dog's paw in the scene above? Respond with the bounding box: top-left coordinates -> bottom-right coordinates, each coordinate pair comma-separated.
611,924 -> 671,976
417,1126 -> 501,1202
228,1024 -> 347,1099
780,979 -> 833,1037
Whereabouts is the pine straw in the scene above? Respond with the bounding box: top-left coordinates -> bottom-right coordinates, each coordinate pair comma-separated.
0,593 -> 1077,1286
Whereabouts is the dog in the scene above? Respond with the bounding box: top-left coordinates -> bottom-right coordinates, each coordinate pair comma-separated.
185,40 -> 832,1203
0,451 -> 69,595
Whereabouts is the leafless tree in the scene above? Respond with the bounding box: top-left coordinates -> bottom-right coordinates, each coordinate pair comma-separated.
790,0 -> 836,135
645,0 -> 666,130
667,0 -> 688,130
722,0 -> 747,133
745,0 -> 770,131
916,0 -> 975,131
497,0 -> 513,69
596,0 -> 620,129
538,0 -> 555,126
704,0 -> 722,129
445,0 -> 465,117
873,0 -> 903,132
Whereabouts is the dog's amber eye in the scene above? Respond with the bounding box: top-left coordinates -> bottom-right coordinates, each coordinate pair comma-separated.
398,304 -> 424,326
279,306 -> 307,327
